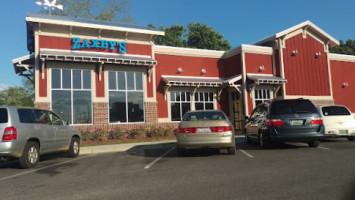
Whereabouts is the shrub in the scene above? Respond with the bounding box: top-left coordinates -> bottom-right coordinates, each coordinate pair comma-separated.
149,127 -> 165,137
80,130 -> 92,142
107,128 -> 126,140
128,127 -> 147,139
164,127 -> 176,137
91,129 -> 106,141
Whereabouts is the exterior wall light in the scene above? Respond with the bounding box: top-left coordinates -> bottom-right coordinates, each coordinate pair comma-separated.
177,67 -> 183,73
259,65 -> 265,71
292,50 -> 298,56
342,82 -> 349,88
315,52 -> 322,58
201,68 -> 206,74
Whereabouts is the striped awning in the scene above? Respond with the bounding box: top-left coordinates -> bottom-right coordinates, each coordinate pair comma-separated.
247,74 -> 287,84
39,48 -> 157,66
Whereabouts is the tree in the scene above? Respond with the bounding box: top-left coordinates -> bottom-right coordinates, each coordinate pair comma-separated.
0,78 -> 34,107
149,22 -> 231,51
37,0 -> 133,23
149,24 -> 187,47
330,39 -> 355,55
186,22 -> 231,51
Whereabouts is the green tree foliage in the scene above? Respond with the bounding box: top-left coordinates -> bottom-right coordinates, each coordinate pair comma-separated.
0,79 -> 34,107
37,0 -> 133,23
150,22 -> 230,51
186,22 -> 231,51
330,39 -> 355,55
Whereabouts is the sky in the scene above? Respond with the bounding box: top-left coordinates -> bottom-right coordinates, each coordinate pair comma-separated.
1,0 -> 354,89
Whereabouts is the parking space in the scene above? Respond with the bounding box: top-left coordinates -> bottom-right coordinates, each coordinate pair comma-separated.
1,138 -> 355,199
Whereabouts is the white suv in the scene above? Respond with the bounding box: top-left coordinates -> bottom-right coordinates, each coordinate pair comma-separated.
0,106 -> 81,168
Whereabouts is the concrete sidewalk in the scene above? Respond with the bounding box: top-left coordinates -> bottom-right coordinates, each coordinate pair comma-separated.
80,140 -> 176,155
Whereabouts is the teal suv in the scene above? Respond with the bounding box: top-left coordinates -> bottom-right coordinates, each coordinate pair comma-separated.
245,99 -> 325,148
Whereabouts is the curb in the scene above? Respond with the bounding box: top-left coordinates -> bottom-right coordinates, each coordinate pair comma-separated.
80,140 -> 176,155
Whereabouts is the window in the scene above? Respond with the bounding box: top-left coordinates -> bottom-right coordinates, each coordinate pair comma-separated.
0,108 -> 8,123
170,91 -> 191,121
51,69 -> 92,124
109,71 -> 144,123
195,92 -> 214,110
321,106 -> 351,116
255,89 -> 270,106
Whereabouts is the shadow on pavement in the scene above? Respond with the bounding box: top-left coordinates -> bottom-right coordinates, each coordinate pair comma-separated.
236,137 -> 309,150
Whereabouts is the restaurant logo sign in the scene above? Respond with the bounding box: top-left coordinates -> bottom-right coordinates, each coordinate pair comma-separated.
72,38 -> 127,53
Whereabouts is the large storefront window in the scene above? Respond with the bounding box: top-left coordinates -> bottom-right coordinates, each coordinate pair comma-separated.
109,71 -> 144,123
51,69 -> 92,124
195,92 -> 214,110
255,89 -> 270,106
170,91 -> 191,121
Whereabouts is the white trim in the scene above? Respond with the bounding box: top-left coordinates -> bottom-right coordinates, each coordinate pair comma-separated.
224,44 -> 273,59
326,52 -> 334,98
154,45 -> 224,58
162,75 -> 224,80
329,53 -> 355,62
283,95 -> 334,100
157,118 -> 170,123
26,16 -> 164,36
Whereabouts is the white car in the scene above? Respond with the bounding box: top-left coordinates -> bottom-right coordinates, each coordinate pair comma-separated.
318,105 -> 355,141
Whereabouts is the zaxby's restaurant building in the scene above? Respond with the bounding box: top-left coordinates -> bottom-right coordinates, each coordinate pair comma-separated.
12,13 -> 355,132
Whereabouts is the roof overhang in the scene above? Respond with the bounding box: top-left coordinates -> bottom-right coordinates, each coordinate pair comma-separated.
254,21 -> 339,48
247,73 -> 287,85
161,74 -> 242,87
40,48 -> 157,66
12,54 -> 35,74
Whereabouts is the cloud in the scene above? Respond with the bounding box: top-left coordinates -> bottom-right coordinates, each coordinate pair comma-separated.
0,83 -> 12,91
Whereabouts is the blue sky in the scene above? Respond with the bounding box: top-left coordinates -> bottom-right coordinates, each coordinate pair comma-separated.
1,0 -> 354,89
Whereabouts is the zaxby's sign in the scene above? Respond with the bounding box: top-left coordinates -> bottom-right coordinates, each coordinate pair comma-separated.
72,38 -> 127,54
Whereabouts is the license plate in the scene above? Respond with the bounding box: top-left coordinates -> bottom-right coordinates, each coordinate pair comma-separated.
291,120 -> 303,126
339,130 -> 348,135
197,128 -> 212,133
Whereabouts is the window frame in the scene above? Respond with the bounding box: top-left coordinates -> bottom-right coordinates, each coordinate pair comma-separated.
169,90 -> 192,122
50,68 -> 93,125
108,71 -> 145,124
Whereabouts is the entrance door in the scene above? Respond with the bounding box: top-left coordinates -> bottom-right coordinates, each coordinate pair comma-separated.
231,92 -> 241,131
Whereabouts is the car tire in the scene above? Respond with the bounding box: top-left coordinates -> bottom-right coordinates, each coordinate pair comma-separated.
67,137 -> 80,157
308,140 -> 320,147
177,148 -> 186,156
258,132 -> 268,149
19,141 -> 40,169
347,136 -> 355,141
228,147 -> 236,155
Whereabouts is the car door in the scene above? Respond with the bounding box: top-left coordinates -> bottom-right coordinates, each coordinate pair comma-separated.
246,107 -> 261,139
33,109 -> 57,153
48,111 -> 71,150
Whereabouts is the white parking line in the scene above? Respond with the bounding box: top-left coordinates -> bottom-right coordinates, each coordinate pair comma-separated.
144,147 -> 176,169
237,148 -> 254,158
318,146 -> 331,150
0,154 -> 94,182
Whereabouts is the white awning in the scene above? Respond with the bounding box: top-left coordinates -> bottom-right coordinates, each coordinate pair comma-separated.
12,54 -> 35,74
162,75 -> 225,87
247,74 -> 287,84
39,48 -> 157,66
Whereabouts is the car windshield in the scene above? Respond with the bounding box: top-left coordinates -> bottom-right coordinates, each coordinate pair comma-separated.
270,100 -> 318,115
182,111 -> 226,121
321,106 -> 351,116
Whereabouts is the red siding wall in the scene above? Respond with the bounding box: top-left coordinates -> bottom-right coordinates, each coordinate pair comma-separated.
245,53 -> 273,74
330,60 -> 355,112
39,36 -> 152,55
39,63 -> 47,97
95,70 -> 105,97
221,54 -> 242,77
283,33 -> 330,96
274,50 -> 281,77
155,54 -> 221,118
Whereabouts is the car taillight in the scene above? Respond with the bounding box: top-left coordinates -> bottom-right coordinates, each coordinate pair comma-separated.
177,128 -> 197,134
211,126 -> 233,133
311,117 -> 323,125
267,119 -> 284,127
2,127 -> 17,142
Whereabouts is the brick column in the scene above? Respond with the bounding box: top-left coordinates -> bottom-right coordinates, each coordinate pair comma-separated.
145,101 -> 158,123
34,102 -> 50,110
93,102 -> 108,125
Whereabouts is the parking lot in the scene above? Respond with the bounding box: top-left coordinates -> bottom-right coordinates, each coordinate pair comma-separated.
1,137 -> 355,200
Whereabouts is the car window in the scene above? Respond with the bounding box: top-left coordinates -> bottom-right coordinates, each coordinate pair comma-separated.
183,111 -> 226,121
18,109 -> 37,123
34,110 -> 50,124
270,100 -> 318,115
321,106 -> 351,116
0,108 -> 8,123
250,107 -> 261,119
48,111 -> 64,125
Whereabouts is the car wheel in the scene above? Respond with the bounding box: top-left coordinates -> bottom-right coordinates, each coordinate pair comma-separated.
177,148 -> 186,156
308,140 -> 320,147
228,147 -> 236,155
19,141 -> 40,169
347,136 -> 355,141
67,137 -> 80,157
258,132 -> 268,149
